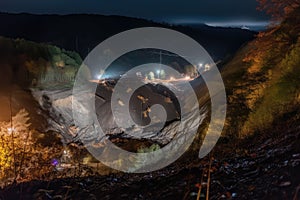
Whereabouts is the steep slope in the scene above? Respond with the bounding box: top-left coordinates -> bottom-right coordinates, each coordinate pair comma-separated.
222,7 -> 300,138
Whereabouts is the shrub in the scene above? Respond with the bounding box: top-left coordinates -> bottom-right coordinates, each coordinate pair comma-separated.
0,109 -> 62,185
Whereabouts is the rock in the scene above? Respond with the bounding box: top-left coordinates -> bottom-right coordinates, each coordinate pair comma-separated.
279,181 -> 291,187
31,81 -> 207,145
292,153 -> 300,158
190,192 -> 198,196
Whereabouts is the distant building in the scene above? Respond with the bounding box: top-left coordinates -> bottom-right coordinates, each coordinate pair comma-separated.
148,71 -> 155,80
136,71 -> 142,78
204,64 -> 211,72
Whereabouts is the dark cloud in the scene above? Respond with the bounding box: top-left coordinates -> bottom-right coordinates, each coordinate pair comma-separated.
0,0 -> 269,23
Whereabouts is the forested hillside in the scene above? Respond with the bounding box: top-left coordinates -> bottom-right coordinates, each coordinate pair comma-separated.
0,13 -> 255,60
222,4 -> 300,138
0,36 -> 81,89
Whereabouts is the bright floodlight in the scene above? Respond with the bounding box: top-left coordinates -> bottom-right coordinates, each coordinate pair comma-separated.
185,76 -> 191,80
97,74 -> 102,80
7,127 -> 15,133
156,70 -> 161,75
199,63 -> 203,67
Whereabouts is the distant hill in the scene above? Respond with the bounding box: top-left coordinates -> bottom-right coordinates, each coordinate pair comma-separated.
0,13 -> 255,61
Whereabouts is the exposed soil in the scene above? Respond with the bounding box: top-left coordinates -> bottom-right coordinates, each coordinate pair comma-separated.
1,121 -> 299,200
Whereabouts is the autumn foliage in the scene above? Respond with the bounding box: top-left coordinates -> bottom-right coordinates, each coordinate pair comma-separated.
257,0 -> 300,21
0,109 -> 62,185
244,1 -> 300,66
223,1 -> 300,137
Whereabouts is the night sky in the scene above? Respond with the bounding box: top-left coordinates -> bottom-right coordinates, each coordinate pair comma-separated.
0,0 -> 270,29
